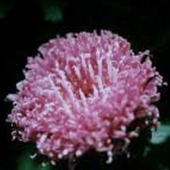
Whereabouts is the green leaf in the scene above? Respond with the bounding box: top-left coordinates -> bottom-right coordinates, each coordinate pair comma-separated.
18,149 -> 51,170
18,153 -> 35,170
151,123 -> 170,144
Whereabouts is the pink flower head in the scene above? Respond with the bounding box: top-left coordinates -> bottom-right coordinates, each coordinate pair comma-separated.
7,31 -> 163,163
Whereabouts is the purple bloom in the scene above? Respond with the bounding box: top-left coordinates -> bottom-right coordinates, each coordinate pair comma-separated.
7,31 -> 163,163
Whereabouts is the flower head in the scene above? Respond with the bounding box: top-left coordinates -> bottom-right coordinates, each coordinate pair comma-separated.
7,31 -> 163,162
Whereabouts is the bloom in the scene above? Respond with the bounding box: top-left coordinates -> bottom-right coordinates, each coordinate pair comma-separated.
7,31 -> 163,162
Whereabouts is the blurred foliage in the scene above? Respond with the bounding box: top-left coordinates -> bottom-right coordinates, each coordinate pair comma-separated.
151,124 -> 170,144
18,149 -> 51,170
142,123 -> 170,170
0,0 -> 65,22
39,0 -> 65,23
0,0 -> 13,19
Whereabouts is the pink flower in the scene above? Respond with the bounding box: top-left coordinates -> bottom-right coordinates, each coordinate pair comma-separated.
7,31 -> 163,163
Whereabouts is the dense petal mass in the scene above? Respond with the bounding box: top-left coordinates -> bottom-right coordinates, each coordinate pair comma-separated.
7,31 -> 163,162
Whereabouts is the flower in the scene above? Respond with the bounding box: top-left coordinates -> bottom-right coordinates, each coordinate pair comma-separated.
7,31 -> 163,163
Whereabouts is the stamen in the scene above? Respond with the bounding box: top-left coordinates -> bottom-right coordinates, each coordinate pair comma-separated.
79,89 -> 89,113
88,61 -> 94,79
106,55 -> 113,82
96,75 -> 104,93
97,57 -> 103,77
80,54 -> 87,70
73,65 -> 81,79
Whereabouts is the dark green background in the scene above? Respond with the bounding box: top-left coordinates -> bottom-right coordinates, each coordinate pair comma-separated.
0,0 -> 170,170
